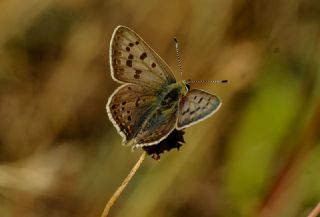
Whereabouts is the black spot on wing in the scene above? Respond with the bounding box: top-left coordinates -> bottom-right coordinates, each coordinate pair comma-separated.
126,60 -> 132,67
135,97 -> 141,107
140,52 -> 147,60
182,108 -> 190,115
134,74 -> 140,79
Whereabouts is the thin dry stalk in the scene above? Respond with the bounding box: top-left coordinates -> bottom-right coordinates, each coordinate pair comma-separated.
307,202 -> 320,217
100,152 -> 147,217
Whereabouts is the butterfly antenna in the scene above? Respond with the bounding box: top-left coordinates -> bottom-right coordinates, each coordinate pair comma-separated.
187,79 -> 228,84
174,37 -> 183,80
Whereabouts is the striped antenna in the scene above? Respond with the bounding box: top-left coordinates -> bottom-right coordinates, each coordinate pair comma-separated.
174,37 -> 183,79
187,79 -> 228,84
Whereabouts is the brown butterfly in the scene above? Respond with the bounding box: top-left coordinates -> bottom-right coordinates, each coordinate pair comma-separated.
107,26 -> 222,149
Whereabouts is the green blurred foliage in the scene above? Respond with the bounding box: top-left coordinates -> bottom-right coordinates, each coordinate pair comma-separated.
0,0 -> 319,217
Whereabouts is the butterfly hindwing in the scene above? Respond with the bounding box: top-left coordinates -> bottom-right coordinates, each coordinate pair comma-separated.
107,84 -> 157,144
110,26 -> 176,88
177,89 -> 221,129
134,103 -> 179,147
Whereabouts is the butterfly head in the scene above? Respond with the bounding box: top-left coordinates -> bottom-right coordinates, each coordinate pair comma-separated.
180,80 -> 189,96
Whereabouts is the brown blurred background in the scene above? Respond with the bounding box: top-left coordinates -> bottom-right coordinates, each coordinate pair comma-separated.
0,0 -> 320,217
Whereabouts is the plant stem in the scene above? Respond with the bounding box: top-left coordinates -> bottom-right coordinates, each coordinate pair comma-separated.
307,202 -> 320,217
100,151 -> 147,217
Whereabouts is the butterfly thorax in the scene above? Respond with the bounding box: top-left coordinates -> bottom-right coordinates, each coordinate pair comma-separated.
156,81 -> 188,110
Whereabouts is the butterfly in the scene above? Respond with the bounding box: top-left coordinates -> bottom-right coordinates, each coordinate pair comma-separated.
107,26 -> 222,149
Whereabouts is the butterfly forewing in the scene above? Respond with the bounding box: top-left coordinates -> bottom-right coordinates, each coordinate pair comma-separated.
107,84 -> 157,144
177,89 -> 221,129
110,26 -> 176,88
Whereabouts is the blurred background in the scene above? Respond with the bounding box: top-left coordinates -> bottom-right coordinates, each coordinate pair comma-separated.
0,0 -> 320,217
